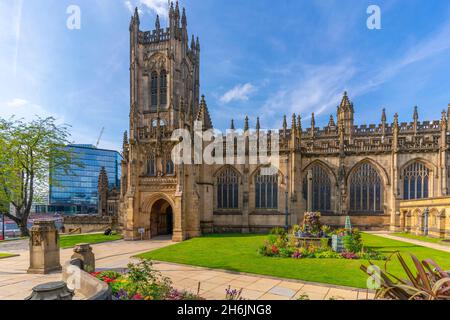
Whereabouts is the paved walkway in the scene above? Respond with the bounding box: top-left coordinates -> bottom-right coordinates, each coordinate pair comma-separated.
0,238 -> 373,300
367,232 -> 450,253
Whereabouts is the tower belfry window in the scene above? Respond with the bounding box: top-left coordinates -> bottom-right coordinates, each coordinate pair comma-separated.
160,70 -> 167,106
151,71 -> 158,107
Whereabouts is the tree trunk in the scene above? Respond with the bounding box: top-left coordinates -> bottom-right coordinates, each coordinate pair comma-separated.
18,221 -> 30,237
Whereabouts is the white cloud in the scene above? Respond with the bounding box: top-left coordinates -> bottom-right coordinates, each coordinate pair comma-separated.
220,83 -> 256,104
1,98 -> 63,123
6,98 -> 28,108
261,63 -> 356,125
125,0 -> 169,18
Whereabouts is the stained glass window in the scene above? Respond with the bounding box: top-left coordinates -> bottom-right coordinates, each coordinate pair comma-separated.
255,171 -> 278,209
151,71 -> 158,107
160,70 -> 167,106
217,168 -> 239,209
403,162 -> 430,200
349,163 -> 383,213
302,165 -> 331,212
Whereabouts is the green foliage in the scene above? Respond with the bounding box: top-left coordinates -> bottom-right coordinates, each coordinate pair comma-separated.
260,228 -> 384,261
361,252 -> 450,300
270,227 -> 287,236
125,259 -> 173,300
0,116 -> 81,235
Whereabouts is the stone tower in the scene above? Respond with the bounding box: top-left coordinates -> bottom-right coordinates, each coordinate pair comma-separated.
98,167 -> 109,216
121,3 -> 206,241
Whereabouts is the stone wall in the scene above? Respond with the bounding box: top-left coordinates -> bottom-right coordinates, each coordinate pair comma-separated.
63,215 -> 115,234
398,197 -> 450,239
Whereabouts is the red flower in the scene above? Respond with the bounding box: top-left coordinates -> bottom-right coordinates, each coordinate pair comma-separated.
271,245 -> 279,254
133,294 -> 143,300
103,277 -> 115,284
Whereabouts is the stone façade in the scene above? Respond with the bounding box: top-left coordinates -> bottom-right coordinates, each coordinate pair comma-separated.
118,4 -> 450,241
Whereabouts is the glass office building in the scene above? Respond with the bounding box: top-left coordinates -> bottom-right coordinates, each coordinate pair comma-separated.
48,144 -> 121,215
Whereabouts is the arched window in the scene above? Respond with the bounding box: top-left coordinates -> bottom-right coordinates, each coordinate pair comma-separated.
151,71 -> 158,107
255,171 -> 278,209
217,168 -> 239,209
147,157 -> 156,176
302,165 -> 331,212
160,70 -> 167,106
349,163 -> 383,213
403,162 -> 430,200
165,159 -> 174,175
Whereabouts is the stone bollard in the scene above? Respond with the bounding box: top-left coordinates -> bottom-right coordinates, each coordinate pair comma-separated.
27,220 -> 62,274
71,243 -> 95,273
25,281 -> 74,300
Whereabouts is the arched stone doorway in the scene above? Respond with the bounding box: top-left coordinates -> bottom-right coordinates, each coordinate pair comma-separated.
150,199 -> 173,237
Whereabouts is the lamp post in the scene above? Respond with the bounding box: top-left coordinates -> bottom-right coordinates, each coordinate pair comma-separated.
285,157 -> 289,231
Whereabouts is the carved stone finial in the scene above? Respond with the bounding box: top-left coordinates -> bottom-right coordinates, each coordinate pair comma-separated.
311,112 -> 315,127
196,37 -> 200,51
282,115 -> 287,130
381,108 -> 386,123
181,7 -> 187,27
191,34 -> 195,50
297,115 -> 302,131
155,14 -> 160,30
244,116 -> 249,131
291,113 -> 297,130
413,106 -> 419,121
256,117 -> 260,131
123,131 -> 128,146
230,119 -> 235,130
328,115 -> 336,127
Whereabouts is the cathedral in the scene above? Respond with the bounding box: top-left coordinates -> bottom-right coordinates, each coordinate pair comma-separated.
119,4 -> 450,241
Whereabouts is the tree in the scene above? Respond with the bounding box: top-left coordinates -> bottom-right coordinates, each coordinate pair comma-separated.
0,116 -> 77,237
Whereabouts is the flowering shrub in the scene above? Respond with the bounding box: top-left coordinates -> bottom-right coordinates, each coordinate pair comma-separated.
341,252 -> 358,260
92,259 -> 204,300
259,228 -> 386,261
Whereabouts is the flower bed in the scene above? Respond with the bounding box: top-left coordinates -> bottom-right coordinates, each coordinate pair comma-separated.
92,259 -> 204,300
259,227 -> 386,261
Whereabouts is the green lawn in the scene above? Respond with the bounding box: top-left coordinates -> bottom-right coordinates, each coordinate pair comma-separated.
138,233 -> 450,289
0,253 -> 18,259
393,232 -> 450,246
60,233 -> 122,249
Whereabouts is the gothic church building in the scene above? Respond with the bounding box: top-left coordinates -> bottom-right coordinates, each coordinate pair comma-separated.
119,4 -> 450,241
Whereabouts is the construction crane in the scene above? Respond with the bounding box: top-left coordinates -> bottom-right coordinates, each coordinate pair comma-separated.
96,127 -> 104,148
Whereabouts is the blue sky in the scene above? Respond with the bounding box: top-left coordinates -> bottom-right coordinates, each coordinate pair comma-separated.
2,0 -> 450,151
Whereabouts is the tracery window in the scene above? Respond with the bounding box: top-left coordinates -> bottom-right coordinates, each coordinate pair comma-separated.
349,163 -> 383,213
160,70 -> 167,106
403,162 -> 430,200
147,157 -> 156,176
302,165 -> 331,212
165,159 -> 174,175
255,171 -> 278,209
151,71 -> 158,107
217,168 -> 239,209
